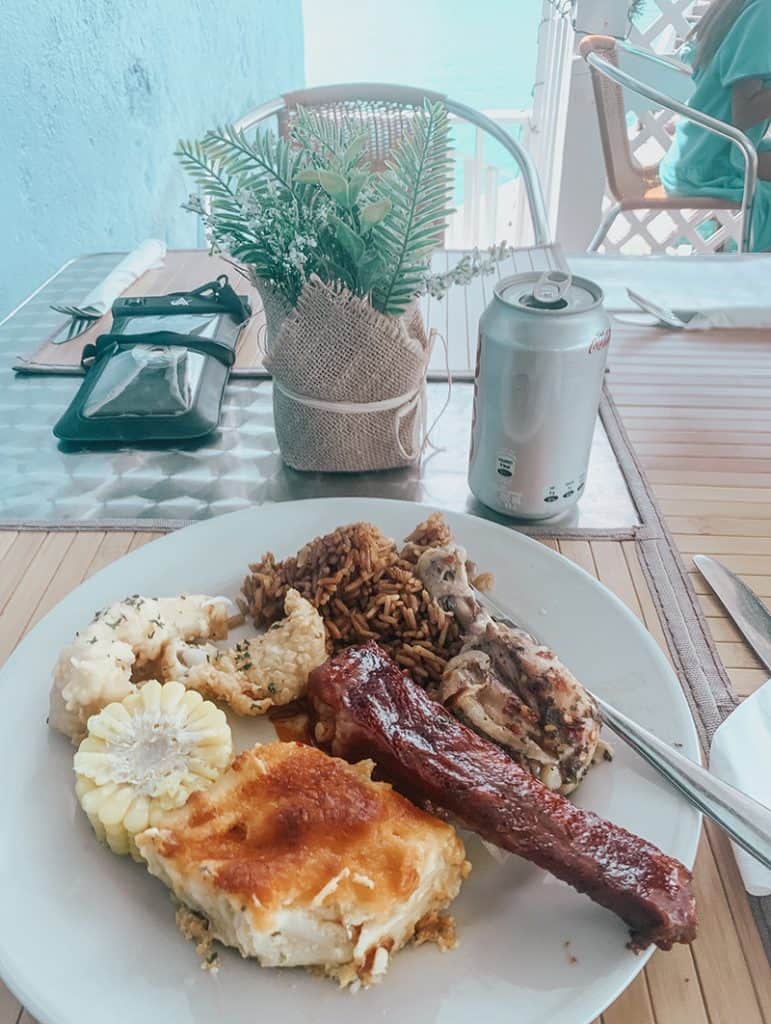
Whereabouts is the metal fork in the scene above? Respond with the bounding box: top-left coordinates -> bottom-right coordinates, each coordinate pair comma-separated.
50,303 -> 103,320
51,314 -> 96,345
472,585 -> 771,869
626,289 -> 692,330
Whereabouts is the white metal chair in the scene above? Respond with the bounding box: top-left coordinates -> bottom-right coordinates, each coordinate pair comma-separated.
580,35 -> 759,252
233,82 -> 552,249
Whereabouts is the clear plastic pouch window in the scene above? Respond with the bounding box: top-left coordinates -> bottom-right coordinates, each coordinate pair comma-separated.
53,276 -> 249,443
119,312 -> 222,339
81,346 -> 206,418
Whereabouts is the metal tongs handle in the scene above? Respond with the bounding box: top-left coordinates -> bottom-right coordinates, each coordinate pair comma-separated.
472,585 -> 771,870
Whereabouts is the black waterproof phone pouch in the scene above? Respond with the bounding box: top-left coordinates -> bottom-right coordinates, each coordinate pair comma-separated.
53,276 -> 251,444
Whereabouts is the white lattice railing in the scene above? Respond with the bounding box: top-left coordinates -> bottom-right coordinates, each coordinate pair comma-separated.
444,109 -> 533,250
600,0 -> 743,255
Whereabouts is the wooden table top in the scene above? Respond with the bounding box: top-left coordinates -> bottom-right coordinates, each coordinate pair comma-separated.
0,292 -> 769,1024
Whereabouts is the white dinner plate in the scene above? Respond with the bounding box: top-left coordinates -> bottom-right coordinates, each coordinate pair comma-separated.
0,498 -> 701,1024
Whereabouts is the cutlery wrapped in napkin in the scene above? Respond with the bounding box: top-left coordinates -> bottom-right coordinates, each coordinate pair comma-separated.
69,239 -> 167,316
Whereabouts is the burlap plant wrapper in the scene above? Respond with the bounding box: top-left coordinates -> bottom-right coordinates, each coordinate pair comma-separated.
257,274 -> 433,472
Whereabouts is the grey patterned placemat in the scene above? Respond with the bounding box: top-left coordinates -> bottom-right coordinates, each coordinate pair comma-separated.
0,380 -> 642,533
0,251 -> 641,532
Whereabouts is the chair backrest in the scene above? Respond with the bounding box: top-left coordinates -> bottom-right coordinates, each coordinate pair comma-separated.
278,83 -> 445,172
234,82 -> 551,247
579,35 -> 661,201
615,43 -> 692,105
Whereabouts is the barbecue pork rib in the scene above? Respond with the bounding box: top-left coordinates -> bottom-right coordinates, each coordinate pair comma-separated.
307,642 -> 697,951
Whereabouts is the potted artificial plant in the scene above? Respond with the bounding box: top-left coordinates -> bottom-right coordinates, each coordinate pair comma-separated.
179,102 -> 496,472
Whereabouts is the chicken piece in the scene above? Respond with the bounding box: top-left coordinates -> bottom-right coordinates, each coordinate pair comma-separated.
307,642 -> 697,952
136,742 -> 469,988
49,594 -> 240,744
162,589 -> 327,716
416,546 -> 606,794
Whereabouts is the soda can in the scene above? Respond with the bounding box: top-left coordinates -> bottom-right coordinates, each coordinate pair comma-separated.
468,270 -> 611,520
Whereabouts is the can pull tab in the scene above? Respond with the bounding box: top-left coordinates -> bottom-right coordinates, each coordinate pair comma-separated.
531,271 -> 572,308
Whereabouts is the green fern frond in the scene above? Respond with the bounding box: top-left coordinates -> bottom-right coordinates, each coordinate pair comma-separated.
175,141 -> 239,203
371,101 -> 454,316
289,106 -> 370,172
290,106 -> 348,159
178,100 -> 456,316
198,124 -> 299,197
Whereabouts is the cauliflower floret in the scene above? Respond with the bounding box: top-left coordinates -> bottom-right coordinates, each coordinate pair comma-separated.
49,595 -> 240,743
163,589 -> 327,715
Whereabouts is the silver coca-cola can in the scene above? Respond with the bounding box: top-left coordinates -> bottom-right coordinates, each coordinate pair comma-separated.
468,270 -> 611,520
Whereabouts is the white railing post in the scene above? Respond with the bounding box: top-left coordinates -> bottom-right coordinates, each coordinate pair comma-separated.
471,128 -> 484,245
463,156 -> 476,248
529,2 -> 576,237
448,109 -> 534,250
484,166 -> 499,243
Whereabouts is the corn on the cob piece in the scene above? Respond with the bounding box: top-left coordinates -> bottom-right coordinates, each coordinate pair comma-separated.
74,680 -> 232,859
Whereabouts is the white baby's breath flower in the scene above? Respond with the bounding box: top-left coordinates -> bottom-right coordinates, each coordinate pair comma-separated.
421,242 -> 513,301
236,188 -> 260,215
287,242 -> 308,271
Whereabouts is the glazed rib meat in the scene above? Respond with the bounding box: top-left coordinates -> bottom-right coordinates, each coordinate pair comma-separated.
307,642 -> 697,951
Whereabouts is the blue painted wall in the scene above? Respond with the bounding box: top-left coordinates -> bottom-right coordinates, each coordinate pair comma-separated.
0,0 -> 304,317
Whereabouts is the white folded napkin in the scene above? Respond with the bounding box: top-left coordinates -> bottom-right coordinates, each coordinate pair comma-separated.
709,680 -> 771,896
567,252 -> 771,313
79,239 -> 166,315
628,287 -> 771,330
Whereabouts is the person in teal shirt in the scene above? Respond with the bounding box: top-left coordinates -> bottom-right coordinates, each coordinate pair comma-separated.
660,0 -> 771,250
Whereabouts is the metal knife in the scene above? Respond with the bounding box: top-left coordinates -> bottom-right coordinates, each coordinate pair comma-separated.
693,555 -> 771,674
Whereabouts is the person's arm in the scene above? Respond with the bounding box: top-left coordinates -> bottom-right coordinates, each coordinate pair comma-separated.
731,78 -> 771,180
732,77 -> 771,130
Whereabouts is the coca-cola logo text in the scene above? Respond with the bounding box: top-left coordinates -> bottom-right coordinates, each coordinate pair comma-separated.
588,327 -> 611,354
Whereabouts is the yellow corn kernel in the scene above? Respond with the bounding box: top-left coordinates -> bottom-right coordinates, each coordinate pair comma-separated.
74,680 -> 232,860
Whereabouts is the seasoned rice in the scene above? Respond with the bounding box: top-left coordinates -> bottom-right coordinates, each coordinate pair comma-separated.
240,513 -> 487,685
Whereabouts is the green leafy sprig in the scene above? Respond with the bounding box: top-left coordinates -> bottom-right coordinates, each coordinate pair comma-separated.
177,100 -> 454,317
371,101 -> 453,316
